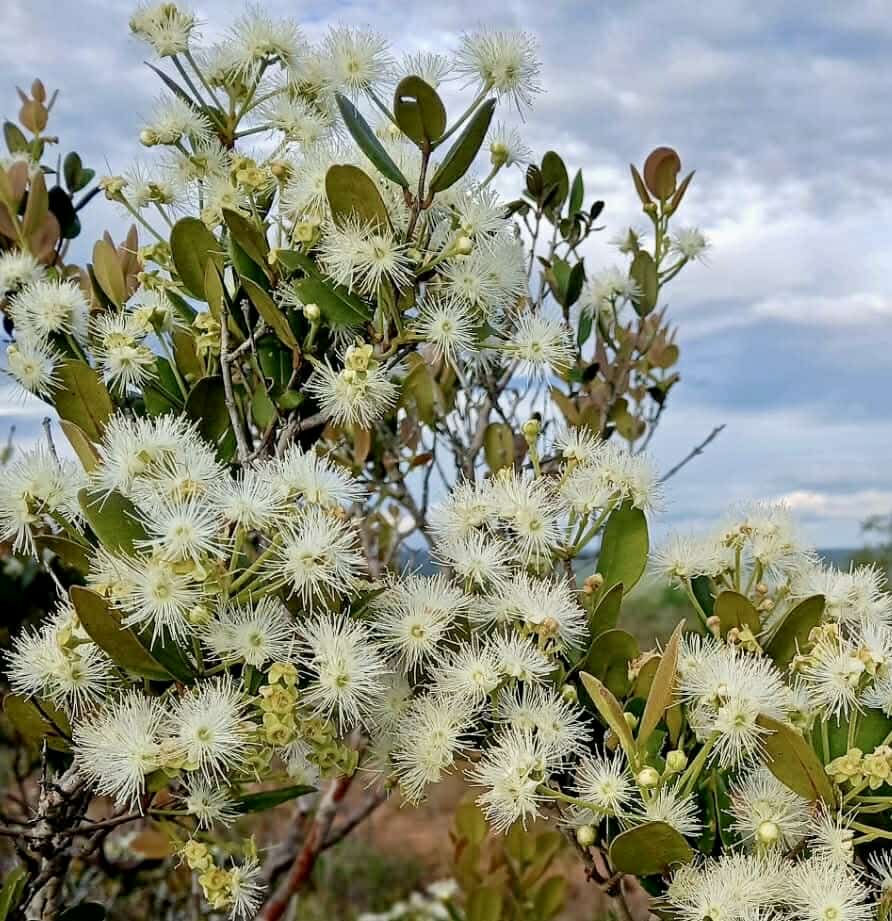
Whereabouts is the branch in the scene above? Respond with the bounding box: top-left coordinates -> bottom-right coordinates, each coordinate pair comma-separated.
659,424 -> 725,483
322,789 -> 386,849
258,774 -> 354,921
219,305 -> 251,465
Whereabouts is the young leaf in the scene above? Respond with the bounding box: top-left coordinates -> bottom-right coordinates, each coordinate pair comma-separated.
92,238 -> 126,307
637,620 -> 684,750
583,629 -> 639,698
483,422 -> 515,472
579,672 -> 635,758
59,419 -> 101,470
428,99 -> 496,194
335,93 -> 409,188
234,785 -> 316,813
713,590 -> 761,637
223,208 -> 270,275
766,595 -> 825,669
588,581 -> 623,638
170,217 -> 223,299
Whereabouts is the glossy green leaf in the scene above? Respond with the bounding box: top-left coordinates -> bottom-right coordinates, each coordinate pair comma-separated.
185,376 -> 237,461
580,672 -> 635,757
483,422 -> 515,472
766,594 -> 825,669
53,360 -> 114,442
428,99 -> 496,194
630,250 -> 658,316
335,93 -> 409,188
78,488 -> 146,554
584,629 -> 639,698
170,217 -> 223,299
234,785 -> 316,813
609,821 -> 693,876
325,164 -> 390,230
758,714 -> 835,804
827,708 -> 892,760
589,581 -> 623,638
241,277 -> 298,348
291,275 -> 371,327
637,620 -> 684,749
714,590 -> 761,637
569,169 -> 584,214
540,151 -> 569,213
597,501 -> 649,594
394,75 -> 447,145
223,208 -> 270,274
71,586 -> 172,681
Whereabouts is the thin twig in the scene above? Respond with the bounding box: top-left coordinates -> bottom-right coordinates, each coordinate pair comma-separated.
219,305 -> 251,464
659,424 -> 725,483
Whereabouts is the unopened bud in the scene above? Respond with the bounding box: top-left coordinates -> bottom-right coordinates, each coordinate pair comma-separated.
454,236 -> 473,256
187,604 -> 212,626
706,614 -> 721,637
756,819 -> 780,845
270,160 -> 291,181
522,418 -> 541,441
303,302 -> 321,322
758,598 -> 775,612
582,573 -> 604,595
755,582 -> 769,595
139,129 -> 157,147
576,824 -> 596,848
490,141 -> 509,168
560,684 -> 578,705
623,711 -> 639,730
666,750 -> 688,774
637,767 -> 660,788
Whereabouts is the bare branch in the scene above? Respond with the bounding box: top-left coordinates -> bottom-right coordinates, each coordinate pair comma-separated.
659,424 -> 725,483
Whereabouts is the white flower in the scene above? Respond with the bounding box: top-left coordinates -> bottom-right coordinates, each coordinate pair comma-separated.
225,8 -> 304,76
137,493 -> 227,563
488,472 -> 563,562
501,575 -> 589,654
130,2 -> 196,56
6,334 -> 60,397
117,554 -> 201,643
298,613 -> 388,729
671,227 -> 710,262
574,751 -> 634,819
394,695 -> 470,802
582,266 -> 639,317
0,250 -> 44,297
73,691 -> 166,808
786,858 -> 871,921
496,684 -> 589,761
0,446 -> 83,553
181,778 -> 239,829
214,469 -> 285,531
370,572 -> 466,670
456,31 -> 541,111
203,598 -> 297,667
635,784 -> 702,837
261,95 -> 330,145
435,531 -> 510,591
272,507 -> 364,604
143,96 -> 213,146
281,142 -> 343,217
283,740 -> 322,787
319,218 -> 412,296
227,857 -> 265,920
729,767 -> 811,850
10,278 -> 90,342
414,296 -> 478,365
271,445 -> 365,508
489,123 -> 531,168
468,729 -> 550,832
867,850 -> 892,895
168,677 -> 254,781
324,26 -> 392,95
552,427 -> 602,466
433,640 -> 500,706
489,632 -> 551,683
808,808 -> 855,867
428,479 -> 494,544
797,633 -> 865,719
306,350 -> 399,428
509,313 -> 574,377
651,533 -> 727,585
398,51 -> 452,88
91,312 -> 157,393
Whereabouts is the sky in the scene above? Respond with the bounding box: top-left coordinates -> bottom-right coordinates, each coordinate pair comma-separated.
2,0 -> 891,548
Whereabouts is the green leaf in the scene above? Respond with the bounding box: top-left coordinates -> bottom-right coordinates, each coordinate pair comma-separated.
4,121 -> 28,155
292,275 -> 371,327
758,714 -> 835,804
0,864 -> 27,921
569,169 -> 584,214
59,419 -> 101,470
92,239 -> 125,307
53,360 -> 114,442
608,822 -> 694,876
78,488 -> 146,554
565,261 -> 585,308
466,887 -> 502,921
827,708 -> 892,760
577,309 -> 593,348
540,151 -> 569,213
223,209 -> 270,275
637,621 -> 684,750
589,582 -> 623,638
335,93 -> 409,188
580,672 -> 635,758
185,377 -> 237,462
252,386 -> 277,428
71,586 -> 172,682
34,534 -> 91,574
584,629 -> 639,698
714,590 -> 761,638
428,99 -> 496,194
533,877 -> 566,920
234,785 -> 316,813
454,801 -> 488,846
22,171 -> 48,239
394,75 -> 447,145
170,217 -> 223,299
630,251 -> 658,316
597,501 -> 649,594
483,422 -> 515,472
766,595 -> 825,669
63,151 -> 89,192
325,164 -> 390,230
241,276 -> 298,348
3,694 -> 70,751
172,327 -> 203,382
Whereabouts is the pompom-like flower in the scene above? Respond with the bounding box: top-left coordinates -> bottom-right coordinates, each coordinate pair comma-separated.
456,30 -> 542,111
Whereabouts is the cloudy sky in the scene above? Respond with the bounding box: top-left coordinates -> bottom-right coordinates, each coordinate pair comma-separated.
3,0 -> 891,548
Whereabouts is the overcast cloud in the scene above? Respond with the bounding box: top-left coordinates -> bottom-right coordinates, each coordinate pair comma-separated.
2,0 -> 891,547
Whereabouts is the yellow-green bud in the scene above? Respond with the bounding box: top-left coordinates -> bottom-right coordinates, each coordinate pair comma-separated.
521,418 -> 541,441
666,750 -> 688,774
756,819 -> 780,846
560,684 -> 578,705
575,824 -> 596,848
490,141 -> 509,168
303,302 -> 321,322
454,236 -> 473,256
623,711 -> 639,730
187,604 -> 211,626
637,767 -> 660,788
139,129 -> 158,147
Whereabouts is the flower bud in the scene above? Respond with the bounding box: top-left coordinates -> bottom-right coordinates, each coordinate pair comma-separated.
454,236 -> 473,256
490,141 -> 509,168
521,418 -> 541,441
666,750 -> 688,774
576,824 -> 596,848
187,604 -> 211,626
637,767 -> 660,789
139,129 -> 157,147
303,302 -> 321,322
756,819 -> 780,846
623,711 -> 638,730
560,684 -> 578,705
